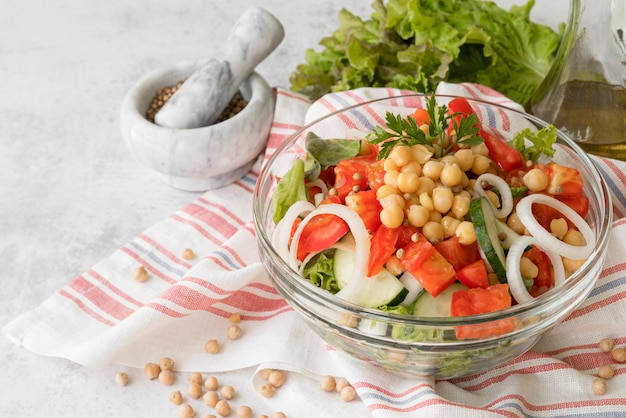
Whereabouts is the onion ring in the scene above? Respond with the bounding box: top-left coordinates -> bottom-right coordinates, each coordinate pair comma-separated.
473,173 -> 514,218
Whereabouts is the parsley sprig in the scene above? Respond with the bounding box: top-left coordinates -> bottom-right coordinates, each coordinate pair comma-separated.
367,94 -> 483,159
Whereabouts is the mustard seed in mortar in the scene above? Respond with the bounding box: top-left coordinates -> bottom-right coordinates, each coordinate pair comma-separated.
146,80 -> 248,124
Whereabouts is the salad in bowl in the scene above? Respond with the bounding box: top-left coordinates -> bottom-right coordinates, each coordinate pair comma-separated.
253,93 -> 611,379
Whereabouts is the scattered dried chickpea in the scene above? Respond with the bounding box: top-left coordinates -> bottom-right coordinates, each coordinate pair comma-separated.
203,390 -> 220,407
159,369 -> 175,386
320,375 -> 336,392
188,382 -> 203,399
271,412 -> 287,418
206,415 -> 217,418
159,357 -> 175,371
259,383 -> 275,398
340,385 -> 357,402
181,247 -> 195,260
188,372 -> 203,385
143,362 -> 161,380
205,376 -> 219,391
236,405 -> 253,418
221,385 -> 236,400
229,312 -> 241,323
268,370 -> 286,388
599,338 -> 615,353
205,339 -> 220,354
611,347 -> 626,363
169,390 -> 184,405
115,372 -> 129,386
178,403 -> 195,418
335,377 -> 350,393
215,399 -> 232,417
592,377 -> 607,395
227,324 -> 243,340
134,266 -> 149,282
259,368 -> 273,380
598,364 -> 615,379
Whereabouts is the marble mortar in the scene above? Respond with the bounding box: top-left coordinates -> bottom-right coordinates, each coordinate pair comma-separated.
120,60 -> 274,192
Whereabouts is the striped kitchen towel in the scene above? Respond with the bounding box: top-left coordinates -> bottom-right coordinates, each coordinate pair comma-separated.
4,84 -> 626,417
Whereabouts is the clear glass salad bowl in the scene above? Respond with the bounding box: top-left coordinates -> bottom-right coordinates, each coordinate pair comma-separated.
253,94 -> 612,379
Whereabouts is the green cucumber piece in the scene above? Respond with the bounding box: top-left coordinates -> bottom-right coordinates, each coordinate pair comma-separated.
412,282 -> 468,318
470,197 -> 507,282
495,219 -> 520,250
333,248 -> 408,307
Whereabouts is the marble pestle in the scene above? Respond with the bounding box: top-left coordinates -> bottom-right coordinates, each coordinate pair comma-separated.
154,7 -> 284,129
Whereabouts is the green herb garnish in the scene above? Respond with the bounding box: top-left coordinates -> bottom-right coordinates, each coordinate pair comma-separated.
366,94 -> 483,159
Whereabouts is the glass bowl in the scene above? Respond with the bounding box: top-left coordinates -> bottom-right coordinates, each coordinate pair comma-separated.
253,94 -> 612,379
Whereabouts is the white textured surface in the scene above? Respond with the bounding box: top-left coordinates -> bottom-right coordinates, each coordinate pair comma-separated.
0,0 -> 565,416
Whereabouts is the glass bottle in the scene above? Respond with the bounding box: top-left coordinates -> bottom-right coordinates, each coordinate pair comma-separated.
529,0 -> 626,160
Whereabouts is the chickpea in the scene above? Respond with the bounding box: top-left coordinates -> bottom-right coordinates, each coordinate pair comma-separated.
203,391 -> 220,407
268,370 -> 286,388
440,164 -> 464,187
471,154 -> 491,175
159,357 -> 175,371
335,378 -> 350,393
451,194 -> 470,219
519,256 -> 539,279
563,256 -> 585,274
169,390 -> 184,405
259,383 -> 275,398
320,375 -> 336,392
188,383 -> 203,399
115,372 -> 129,386
384,170 -> 399,188
376,184 -> 400,200
204,376 -> 219,391
143,363 -> 161,380
550,218 -> 568,240
380,205 -> 404,228
507,211 -> 526,235
221,385 -> 236,400
471,142 -> 489,156
432,187 -> 454,214
598,364 -> 615,379
178,404 -> 195,418
229,312 -> 241,323
411,144 -> 433,164
611,347 -> 626,362
379,193 -> 404,209
592,377 -> 607,395
422,221 -> 444,244
418,192 -> 434,211
340,385 -> 357,402
422,160 -> 443,180
401,160 -> 422,175
455,221 -> 477,245
416,176 -> 436,195
227,324 -> 242,340
407,204 -> 429,227
215,399 -> 232,417
453,149 -> 474,172
258,368 -> 273,380
236,406 -> 253,418
383,158 -> 398,172
134,266 -> 149,282
389,145 -> 412,167
599,338 -> 615,353
563,229 -> 585,246
441,216 -> 461,238
522,168 -> 549,192
159,369 -> 175,386
205,339 -> 220,354
271,413 -> 287,418
397,171 -> 420,193
182,247 -> 195,260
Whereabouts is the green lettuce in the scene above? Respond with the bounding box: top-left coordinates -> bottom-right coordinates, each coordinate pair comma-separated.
272,159 -> 307,224
302,252 -> 340,293
290,0 -> 562,105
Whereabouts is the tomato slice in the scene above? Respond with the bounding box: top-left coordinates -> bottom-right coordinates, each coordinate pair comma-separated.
481,129 -> 526,171
366,159 -> 386,192
451,283 -> 516,339
297,214 -> 349,261
524,246 -> 553,297
367,225 -> 401,277
400,235 -> 456,296
536,163 -> 585,197
333,155 -> 375,201
456,259 -> 490,289
447,97 -> 478,134
344,189 -> 382,232
434,236 -> 481,271
410,107 -> 431,125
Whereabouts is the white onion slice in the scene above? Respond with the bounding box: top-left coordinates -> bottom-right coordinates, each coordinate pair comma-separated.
474,173 -> 514,218
399,270 -> 424,307
272,200 -> 315,263
516,194 -> 595,260
289,204 -> 370,295
506,235 -> 566,304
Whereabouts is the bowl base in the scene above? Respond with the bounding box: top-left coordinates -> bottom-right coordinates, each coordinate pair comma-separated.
156,157 -> 257,192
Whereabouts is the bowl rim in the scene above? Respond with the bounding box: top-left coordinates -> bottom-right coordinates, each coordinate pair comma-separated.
253,92 -> 613,328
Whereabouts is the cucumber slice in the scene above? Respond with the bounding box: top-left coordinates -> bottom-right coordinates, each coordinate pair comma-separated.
412,282 -> 468,317
470,197 -> 507,283
333,248 -> 408,307
495,219 -> 520,250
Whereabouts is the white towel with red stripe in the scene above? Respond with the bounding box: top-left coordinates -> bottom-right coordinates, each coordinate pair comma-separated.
5,83 -> 626,417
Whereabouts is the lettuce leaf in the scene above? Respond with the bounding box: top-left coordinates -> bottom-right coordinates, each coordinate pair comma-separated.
290,0 -> 562,105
